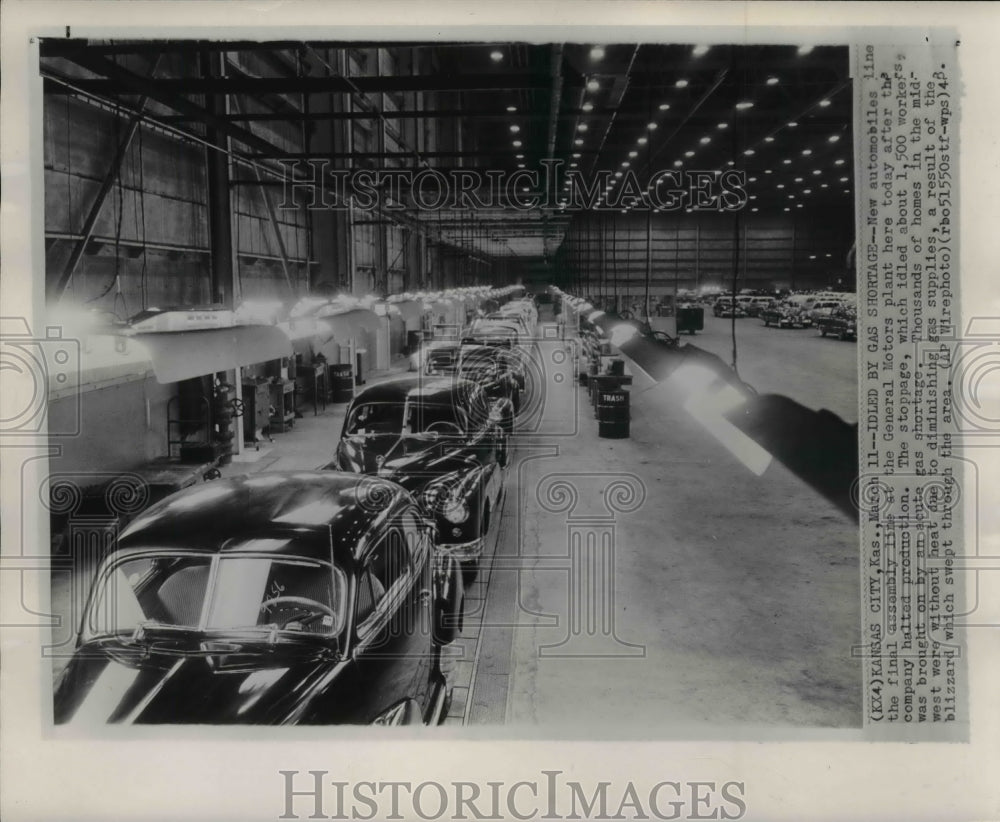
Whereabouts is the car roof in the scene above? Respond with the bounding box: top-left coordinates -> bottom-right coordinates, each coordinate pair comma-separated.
115,471 -> 411,561
351,374 -> 478,405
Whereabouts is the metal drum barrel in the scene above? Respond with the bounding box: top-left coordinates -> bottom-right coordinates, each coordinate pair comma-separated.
597,388 -> 630,439
329,363 -> 354,403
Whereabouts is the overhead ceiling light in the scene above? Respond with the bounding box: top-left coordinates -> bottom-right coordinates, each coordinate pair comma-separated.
764,169 -> 773,174
782,158 -> 792,164
517,163 -> 525,169
622,161 -> 630,167
813,169 -> 822,175
506,105 -> 517,113
572,152 -> 581,158
586,79 -> 600,92
804,189 -> 812,194
590,46 -> 606,60
628,150 -> 638,157
574,138 -> 584,146
751,207 -> 759,212
802,149 -> 812,156
828,134 -> 841,143
510,124 -> 520,133
766,76 -> 779,85
735,101 -> 754,110
788,194 -> 796,199
569,162 -> 578,168
700,136 -> 711,144
764,135 -> 775,142
787,121 -> 798,128
843,188 -> 850,194
521,187 -> 529,193
673,160 -> 683,167
717,122 -> 729,129
727,160 -> 735,166
819,98 -> 831,107
784,207 -> 791,212
744,149 -> 755,156
797,45 -> 815,56
490,50 -> 504,62
749,195 -> 757,200
809,254 -> 817,260
637,136 -> 648,145
658,103 -> 671,111
515,153 -> 524,159
513,140 -> 522,147
692,45 -> 710,57
796,203 -> 803,208
684,150 -> 695,157
614,171 -> 623,178
835,158 -> 845,165
839,176 -> 849,182
676,79 -> 689,88
794,177 -> 803,182
647,122 -> 659,130
577,123 -> 589,132
821,183 -> 828,188
748,176 -> 757,182
582,102 -> 594,112
777,184 -> 785,189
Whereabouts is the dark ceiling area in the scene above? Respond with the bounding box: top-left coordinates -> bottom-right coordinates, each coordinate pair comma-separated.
39,39 -> 853,260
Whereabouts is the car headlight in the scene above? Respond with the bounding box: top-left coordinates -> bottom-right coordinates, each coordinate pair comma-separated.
442,498 -> 470,524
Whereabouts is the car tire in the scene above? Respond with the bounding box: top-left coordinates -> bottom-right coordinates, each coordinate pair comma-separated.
763,318 -> 770,327
820,328 -> 827,337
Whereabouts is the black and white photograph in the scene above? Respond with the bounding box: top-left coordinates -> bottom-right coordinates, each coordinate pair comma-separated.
1,3 -> 996,821
37,36 -> 862,732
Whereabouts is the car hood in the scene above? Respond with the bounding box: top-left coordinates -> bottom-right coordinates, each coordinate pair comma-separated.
54,640 -> 339,725
335,434 -> 483,489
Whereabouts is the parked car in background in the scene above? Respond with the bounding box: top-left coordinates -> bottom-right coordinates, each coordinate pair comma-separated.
713,297 -> 747,318
331,376 -> 511,576
54,472 -> 463,726
815,306 -> 858,340
761,300 -> 808,328
807,298 -> 849,326
743,296 -> 775,317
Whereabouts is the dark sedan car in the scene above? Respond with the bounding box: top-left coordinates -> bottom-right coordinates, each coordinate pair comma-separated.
420,343 -> 523,421
815,306 -> 858,340
54,472 -> 463,726
331,375 -> 510,573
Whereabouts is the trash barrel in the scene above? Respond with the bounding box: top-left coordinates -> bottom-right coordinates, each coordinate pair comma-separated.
676,305 -> 705,334
597,389 -> 630,439
608,359 -> 626,377
330,363 -> 354,403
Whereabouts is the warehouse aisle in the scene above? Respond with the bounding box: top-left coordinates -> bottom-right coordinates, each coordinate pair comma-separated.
500,323 -> 862,732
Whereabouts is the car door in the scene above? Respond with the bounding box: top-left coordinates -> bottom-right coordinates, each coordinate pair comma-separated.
349,519 -> 435,722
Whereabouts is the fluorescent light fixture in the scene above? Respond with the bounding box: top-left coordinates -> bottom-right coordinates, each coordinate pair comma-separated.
590,46 -> 606,60
647,122 -> 659,130
506,105 -> 517,112
819,98 -> 831,107
628,150 -> 638,157
764,135 -> 775,142
578,123 -> 589,132
700,136 -> 711,144
490,50 -> 504,61
586,79 -> 600,92
509,124 -> 520,133
692,45 -> 710,57
684,150 -> 695,157
659,103 -> 671,111
582,102 -> 594,112
744,149 -> 755,156
797,45 -> 815,56
828,134 -> 840,143
766,76 -> 779,85
718,122 -> 729,129
676,79 -> 689,88
735,101 -> 754,110
787,121 -> 798,128
802,149 -> 812,156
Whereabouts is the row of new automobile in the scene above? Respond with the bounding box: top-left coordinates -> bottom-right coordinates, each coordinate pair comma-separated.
54,298 -> 542,727
712,291 -> 857,340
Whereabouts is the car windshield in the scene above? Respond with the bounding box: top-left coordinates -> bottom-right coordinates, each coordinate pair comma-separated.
424,348 -> 459,375
84,545 -> 347,640
406,402 -> 465,434
345,402 -> 405,435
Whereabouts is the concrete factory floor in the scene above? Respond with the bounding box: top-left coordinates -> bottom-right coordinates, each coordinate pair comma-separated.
49,307 -> 861,732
